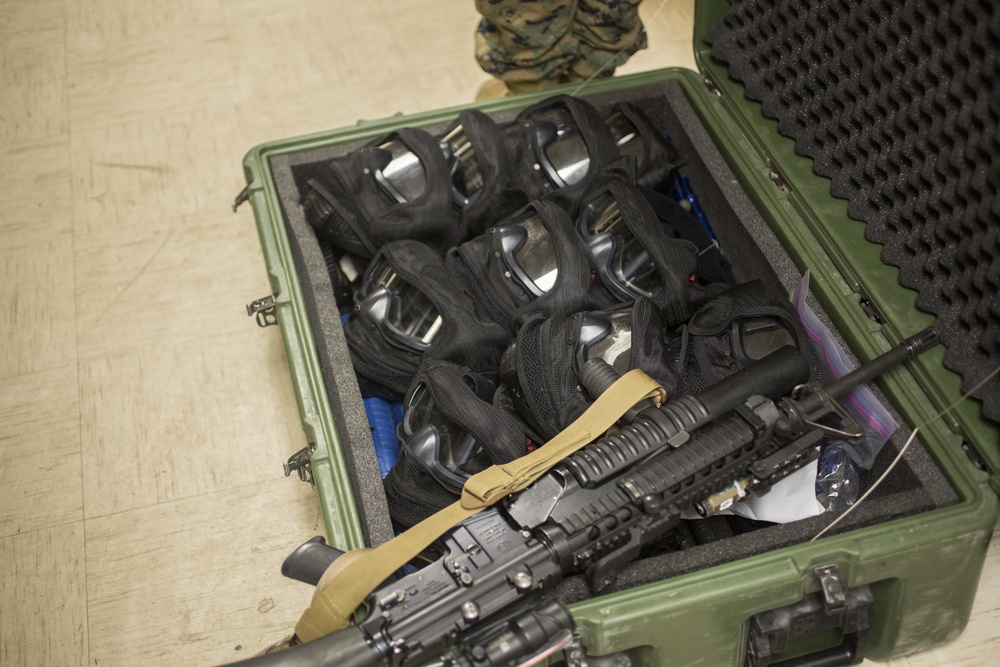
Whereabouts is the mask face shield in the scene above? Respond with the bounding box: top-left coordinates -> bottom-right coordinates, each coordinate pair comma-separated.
372,137 -> 428,204
357,255 -> 443,350
439,124 -> 484,208
497,209 -> 559,297
574,309 -> 634,374
400,381 -> 490,492
605,111 -> 644,165
527,104 -> 591,188
578,192 -> 661,301
732,318 -> 797,366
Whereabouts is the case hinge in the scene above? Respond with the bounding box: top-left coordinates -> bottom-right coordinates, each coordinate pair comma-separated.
858,298 -> 883,324
246,295 -> 277,327
768,170 -> 790,193
961,441 -> 987,471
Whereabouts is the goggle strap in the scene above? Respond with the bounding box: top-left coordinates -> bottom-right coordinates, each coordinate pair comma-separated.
305,176 -> 380,257
419,364 -> 523,466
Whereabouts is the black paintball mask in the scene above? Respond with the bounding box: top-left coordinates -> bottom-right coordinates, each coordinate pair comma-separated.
577,181 -> 700,325
401,362 -> 536,490
604,101 -> 684,191
383,361 -> 540,527
447,200 -> 614,330
302,128 -> 464,258
501,298 -> 677,440
669,280 -> 825,394
504,95 -> 620,216
344,240 -> 510,395
438,109 -> 530,237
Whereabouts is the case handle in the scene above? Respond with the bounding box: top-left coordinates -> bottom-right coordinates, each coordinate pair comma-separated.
768,633 -> 861,667
745,568 -> 872,667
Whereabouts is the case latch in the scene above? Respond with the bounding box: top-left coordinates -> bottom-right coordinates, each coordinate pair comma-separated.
246,295 -> 277,327
232,185 -> 250,212
284,444 -> 316,484
745,565 -> 873,667
816,565 -> 847,615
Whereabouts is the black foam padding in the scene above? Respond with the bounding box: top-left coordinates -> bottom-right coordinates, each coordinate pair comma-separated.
271,149 -> 396,549
708,0 -> 1000,421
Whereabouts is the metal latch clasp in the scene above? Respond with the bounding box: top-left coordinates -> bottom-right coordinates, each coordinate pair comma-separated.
232,185 -> 250,212
816,564 -> 847,615
745,563 -> 873,667
284,444 -> 316,484
247,295 -> 277,327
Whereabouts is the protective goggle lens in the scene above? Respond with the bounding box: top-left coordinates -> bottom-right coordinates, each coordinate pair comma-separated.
360,259 -> 443,348
440,125 -> 483,206
402,384 -> 489,490
575,310 -> 634,374
605,111 -> 644,163
734,319 -> 797,364
374,138 -> 427,204
500,210 -> 559,296
528,106 -> 590,187
581,193 -> 660,298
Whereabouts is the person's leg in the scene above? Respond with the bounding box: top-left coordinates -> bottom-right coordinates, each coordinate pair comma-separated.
474,0 -> 647,93
569,0 -> 647,80
474,0 -> 580,92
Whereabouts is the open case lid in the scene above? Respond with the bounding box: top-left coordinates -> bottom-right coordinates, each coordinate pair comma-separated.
688,0 -> 1000,481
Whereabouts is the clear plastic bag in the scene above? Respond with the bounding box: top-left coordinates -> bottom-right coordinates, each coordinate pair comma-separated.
795,271 -> 897,468
816,443 -> 860,511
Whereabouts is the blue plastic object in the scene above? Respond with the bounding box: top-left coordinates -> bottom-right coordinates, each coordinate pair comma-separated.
364,397 -> 400,477
674,174 -> 718,242
391,401 -> 406,427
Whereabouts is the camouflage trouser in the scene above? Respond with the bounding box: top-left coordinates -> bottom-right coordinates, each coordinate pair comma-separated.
475,0 -> 647,91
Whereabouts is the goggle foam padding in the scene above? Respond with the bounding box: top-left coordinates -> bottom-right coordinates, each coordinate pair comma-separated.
581,180 -> 700,323
385,360 -> 534,526
512,298 -> 675,440
507,94 -> 622,217
638,185 -> 735,287
613,101 -> 686,191
383,454 -> 459,528
407,360 -> 528,466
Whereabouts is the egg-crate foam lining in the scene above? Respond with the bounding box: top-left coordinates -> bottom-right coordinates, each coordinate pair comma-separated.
707,0 -> 1000,422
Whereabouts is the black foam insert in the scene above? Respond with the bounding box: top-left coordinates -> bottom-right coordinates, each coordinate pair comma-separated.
271,151 -> 396,549
265,78 -> 956,599
707,0 -> 1000,422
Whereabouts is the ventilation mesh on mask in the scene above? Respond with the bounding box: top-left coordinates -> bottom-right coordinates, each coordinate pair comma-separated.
384,455 -> 458,528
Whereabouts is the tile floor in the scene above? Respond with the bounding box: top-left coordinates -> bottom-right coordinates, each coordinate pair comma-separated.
1,1 -> 996,665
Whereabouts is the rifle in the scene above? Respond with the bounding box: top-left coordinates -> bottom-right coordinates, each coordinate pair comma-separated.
228,329 -> 939,667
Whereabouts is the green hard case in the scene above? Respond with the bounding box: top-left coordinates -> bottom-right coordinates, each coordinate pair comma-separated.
239,1 -> 999,663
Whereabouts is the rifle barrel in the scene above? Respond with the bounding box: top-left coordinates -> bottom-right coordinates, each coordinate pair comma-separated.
800,328 -> 939,414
